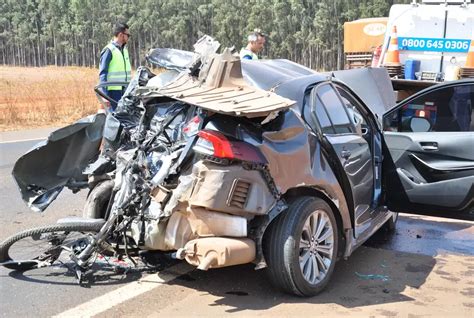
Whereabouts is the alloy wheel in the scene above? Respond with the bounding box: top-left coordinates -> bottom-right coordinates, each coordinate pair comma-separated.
299,210 -> 334,285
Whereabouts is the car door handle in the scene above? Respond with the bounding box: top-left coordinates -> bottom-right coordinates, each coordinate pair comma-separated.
420,142 -> 438,151
341,150 -> 351,159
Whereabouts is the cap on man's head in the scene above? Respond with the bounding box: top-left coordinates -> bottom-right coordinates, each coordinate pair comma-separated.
113,22 -> 129,36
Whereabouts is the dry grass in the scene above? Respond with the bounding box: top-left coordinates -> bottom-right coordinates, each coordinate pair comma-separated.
0,66 -> 99,131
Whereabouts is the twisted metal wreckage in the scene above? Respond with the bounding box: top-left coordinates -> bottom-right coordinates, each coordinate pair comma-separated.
10,35 -> 453,296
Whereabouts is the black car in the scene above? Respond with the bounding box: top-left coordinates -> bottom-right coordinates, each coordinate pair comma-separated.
8,41 -> 473,296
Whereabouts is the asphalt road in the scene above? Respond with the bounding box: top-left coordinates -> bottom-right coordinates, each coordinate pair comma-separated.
0,129 -> 473,317
0,131 -> 88,238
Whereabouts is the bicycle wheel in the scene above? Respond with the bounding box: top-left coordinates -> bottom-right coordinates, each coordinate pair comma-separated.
0,222 -> 103,271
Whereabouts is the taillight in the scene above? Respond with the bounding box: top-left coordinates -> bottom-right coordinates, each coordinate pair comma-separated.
194,129 -> 267,164
182,116 -> 201,137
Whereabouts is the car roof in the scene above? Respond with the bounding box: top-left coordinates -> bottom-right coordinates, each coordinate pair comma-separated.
243,61 -> 396,123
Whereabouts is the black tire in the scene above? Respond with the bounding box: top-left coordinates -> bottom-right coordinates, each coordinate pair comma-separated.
83,180 -> 114,219
0,222 -> 102,271
381,212 -> 398,233
264,196 -> 339,296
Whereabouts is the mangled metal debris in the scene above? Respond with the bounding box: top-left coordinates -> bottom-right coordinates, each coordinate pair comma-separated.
142,49 -> 295,118
6,34 -> 443,299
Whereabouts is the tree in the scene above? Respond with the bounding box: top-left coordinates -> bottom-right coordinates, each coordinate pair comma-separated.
0,0 -> 411,70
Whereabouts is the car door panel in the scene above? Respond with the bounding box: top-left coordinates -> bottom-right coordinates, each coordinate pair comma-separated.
395,167 -> 472,207
382,81 -> 474,220
383,129 -> 473,219
308,83 -> 382,237
384,132 -> 473,165
410,153 -> 474,173
326,134 -> 374,211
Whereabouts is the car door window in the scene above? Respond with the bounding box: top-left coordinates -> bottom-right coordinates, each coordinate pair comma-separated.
384,83 -> 474,132
313,91 -> 335,134
316,84 -> 354,134
304,92 -> 333,134
335,86 -> 369,136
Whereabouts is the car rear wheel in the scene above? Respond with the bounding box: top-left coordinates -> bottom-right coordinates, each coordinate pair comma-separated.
265,196 -> 339,296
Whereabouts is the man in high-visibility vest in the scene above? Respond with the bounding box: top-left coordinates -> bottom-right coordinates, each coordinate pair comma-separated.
239,30 -> 266,60
99,22 -> 132,111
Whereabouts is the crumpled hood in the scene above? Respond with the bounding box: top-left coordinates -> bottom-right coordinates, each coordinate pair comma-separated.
330,67 -> 396,123
12,114 -> 105,212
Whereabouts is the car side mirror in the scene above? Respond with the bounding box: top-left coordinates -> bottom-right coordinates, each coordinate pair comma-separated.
409,116 -> 431,132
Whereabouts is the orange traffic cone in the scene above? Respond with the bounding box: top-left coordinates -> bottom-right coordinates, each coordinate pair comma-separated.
384,26 -> 401,65
465,39 -> 474,68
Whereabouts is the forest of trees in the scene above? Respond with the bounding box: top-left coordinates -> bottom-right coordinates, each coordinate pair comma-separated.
0,0 -> 410,71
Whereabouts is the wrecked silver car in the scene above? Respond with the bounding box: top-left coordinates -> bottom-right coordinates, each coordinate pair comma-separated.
1,36 -> 473,297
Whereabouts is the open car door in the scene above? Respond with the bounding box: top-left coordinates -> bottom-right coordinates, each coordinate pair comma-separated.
382,80 -> 474,221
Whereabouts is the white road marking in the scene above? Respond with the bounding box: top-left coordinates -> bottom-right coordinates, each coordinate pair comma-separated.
0,137 -> 45,144
53,263 -> 193,318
